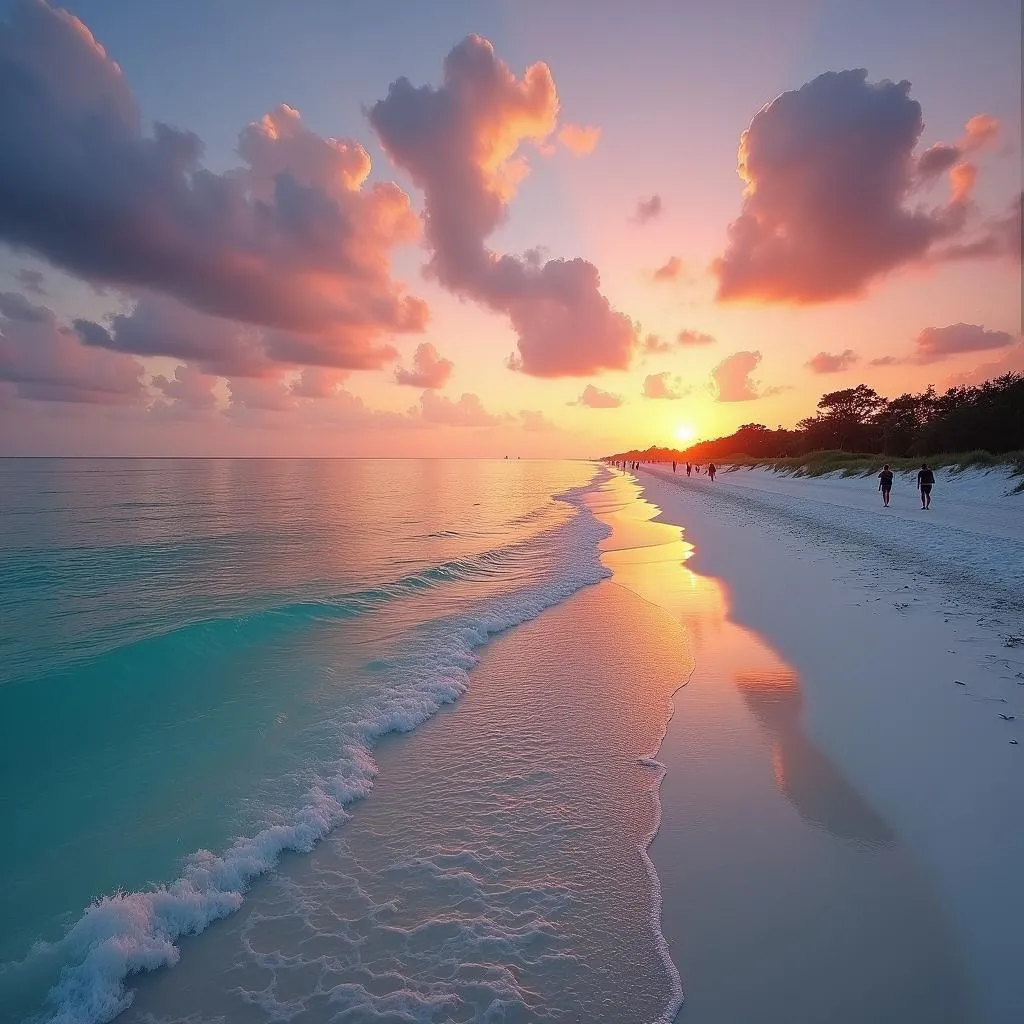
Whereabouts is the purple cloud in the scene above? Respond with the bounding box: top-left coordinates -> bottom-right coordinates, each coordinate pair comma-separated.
0,1 -> 426,369
0,293 -> 144,403
713,70 -> 976,303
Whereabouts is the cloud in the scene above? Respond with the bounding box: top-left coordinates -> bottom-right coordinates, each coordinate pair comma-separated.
572,384 -> 623,408
942,342 -> 1024,387
368,35 -> 637,378
869,355 -> 900,366
711,350 -> 764,402
807,349 -> 859,373
150,363 -> 218,415
557,123 -> 600,155
643,329 -> 714,356
712,70 -> 978,303
917,143 -> 961,179
676,329 -> 715,347
643,333 -> 670,354
226,375 -> 296,414
632,195 -> 663,224
394,341 -> 454,389
652,256 -> 683,282
0,293 -> 144,403
642,372 -> 688,400
520,409 -> 556,431
936,191 -> 1021,262
418,389 -> 507,426
290,367 -> 347,398
75,295 -> 272,377
0,1 -> 426,368
15,268 -> 46,295
912,323 -> 1015,364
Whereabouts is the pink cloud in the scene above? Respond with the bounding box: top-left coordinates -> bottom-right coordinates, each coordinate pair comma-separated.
368,35 -> 637,378
151,364 -> 218,414
226,375 -> 296,414
713,70 -> 984,304
652,256 -> 683,282
632,195 -> 663,224
643,334 -> 670,354
0,2 -> 426,367
558,123 -> 601,156
942,343 -> 1024,387
0,292 -> 144,403
712,350 -> 764,402
676,329 -> 715,347
807,349 -> 859,373
290,367 -> 348,398
418,390 -> 508,427
520,409 -> 556,431
394,342 -> 454,389
642,372 -> 688,400
912,323 -> 1016,364
573,384 -> 623,408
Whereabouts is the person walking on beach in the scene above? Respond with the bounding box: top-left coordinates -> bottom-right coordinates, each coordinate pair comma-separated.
686,463 -> 692,477
878,463 -> 894,507
708,463 -> 717,482
672,460 -> 677,473
917,462 -> 935,509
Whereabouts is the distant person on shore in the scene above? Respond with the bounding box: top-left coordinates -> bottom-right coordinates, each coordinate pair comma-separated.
686,463 -> 692,477
708,463 -> 717,482
877,463 -> 894,507
917,462 -> 935,509
672,460 -> 677,473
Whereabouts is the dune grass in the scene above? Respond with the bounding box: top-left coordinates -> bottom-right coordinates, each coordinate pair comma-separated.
723,449 -> 1024,481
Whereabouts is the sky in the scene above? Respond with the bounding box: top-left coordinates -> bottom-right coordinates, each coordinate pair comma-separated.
0,0 -> 1020,457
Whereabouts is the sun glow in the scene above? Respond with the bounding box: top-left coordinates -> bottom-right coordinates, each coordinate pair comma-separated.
674,423 -> 697,444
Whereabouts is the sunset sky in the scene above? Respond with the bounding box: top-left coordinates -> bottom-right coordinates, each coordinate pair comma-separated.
0,0 -> 1020,457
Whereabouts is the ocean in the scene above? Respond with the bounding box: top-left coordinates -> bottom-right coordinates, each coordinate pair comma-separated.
0,459 -> 681,1024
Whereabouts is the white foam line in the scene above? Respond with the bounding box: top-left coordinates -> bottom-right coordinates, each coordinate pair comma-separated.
637,668 -> 692,1024
13,474 -> 614,1024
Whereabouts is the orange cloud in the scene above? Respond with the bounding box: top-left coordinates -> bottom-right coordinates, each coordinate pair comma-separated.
369,35 -> 637,377
558,123 -> 601,156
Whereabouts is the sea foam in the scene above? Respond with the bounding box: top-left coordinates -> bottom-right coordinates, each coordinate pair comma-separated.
21,477 -> 612,1024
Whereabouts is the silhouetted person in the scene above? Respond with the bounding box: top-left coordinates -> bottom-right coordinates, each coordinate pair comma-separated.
708,463 -> 717,482
672,461 -> 677,473
686,463 -> 692,477
878,463 -> 894,507
917,462 -> 934,509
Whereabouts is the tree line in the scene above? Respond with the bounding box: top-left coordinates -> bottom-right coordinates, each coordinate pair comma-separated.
607,372 -> 1024,464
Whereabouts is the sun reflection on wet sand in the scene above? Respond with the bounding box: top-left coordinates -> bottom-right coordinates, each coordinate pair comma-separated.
585,470 -> 969,1024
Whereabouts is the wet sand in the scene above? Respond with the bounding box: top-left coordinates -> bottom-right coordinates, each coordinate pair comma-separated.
586,472 -> 970,1023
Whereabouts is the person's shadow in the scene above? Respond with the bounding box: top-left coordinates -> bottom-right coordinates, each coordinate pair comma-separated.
735,669 -> 895,846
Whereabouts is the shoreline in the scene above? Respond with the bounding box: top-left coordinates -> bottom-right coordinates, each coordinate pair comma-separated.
635,465 -> 1023,1023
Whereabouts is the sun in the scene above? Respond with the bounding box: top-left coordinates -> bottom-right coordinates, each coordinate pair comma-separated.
674,423 -> 697,445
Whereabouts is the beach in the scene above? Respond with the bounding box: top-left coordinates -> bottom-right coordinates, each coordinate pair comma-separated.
634,463 -> 1024,1023
2,458 -> 1022,1023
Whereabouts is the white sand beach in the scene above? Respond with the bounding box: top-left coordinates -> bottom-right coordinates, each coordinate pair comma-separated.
635,464 -> 1024,1023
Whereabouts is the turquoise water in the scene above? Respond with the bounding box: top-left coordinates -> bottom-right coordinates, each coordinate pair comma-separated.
0,459 -> 654,1023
